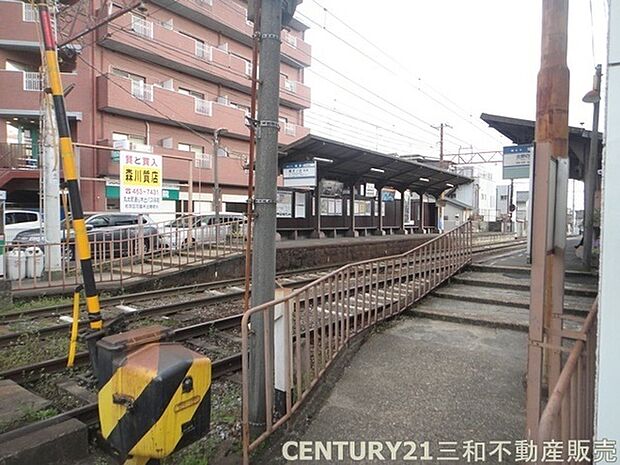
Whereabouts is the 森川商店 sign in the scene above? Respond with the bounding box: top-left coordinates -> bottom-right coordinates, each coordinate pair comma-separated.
120,151 -> 163,213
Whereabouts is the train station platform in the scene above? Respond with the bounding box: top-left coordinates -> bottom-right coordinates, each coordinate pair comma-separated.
259,239 -> 598,464
10,233 -> 439,298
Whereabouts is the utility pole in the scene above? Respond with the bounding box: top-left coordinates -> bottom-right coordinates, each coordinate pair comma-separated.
526,0 -> 570,439
249,0 -> 283,438
582,64 -> 602,269
213,128 -> 227,247
434,123 -> 451,232
42,93 -> 62,272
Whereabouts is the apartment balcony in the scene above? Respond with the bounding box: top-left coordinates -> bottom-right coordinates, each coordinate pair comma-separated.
280,76 -> 311,110
96,138 -> 249,187
97,73 -> 250,136
149,0 -> 312,68
279,122 -> 310,146
0,142 -> 39,188
0,70 -> 80,117
97,15 -> 310,110
0,0 -> 39,50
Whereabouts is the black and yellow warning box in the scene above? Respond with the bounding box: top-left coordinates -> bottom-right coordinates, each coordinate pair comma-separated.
96,326 -> 211,464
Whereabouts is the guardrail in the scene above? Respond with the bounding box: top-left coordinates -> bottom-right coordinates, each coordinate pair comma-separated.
240,221 -> 473,464
535,298 -> 598,456
5,215 -> 246,290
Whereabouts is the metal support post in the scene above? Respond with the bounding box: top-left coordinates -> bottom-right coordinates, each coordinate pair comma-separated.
249,0 -> 283,439
310,179 -> 324,238
346,182 -> 358,237
374,185 -> 385,235
213,128 -> 227,248
418,191 -> 425,233
582,64 -> 602,269
526,0 -> 570,439
396,189 -> 407,234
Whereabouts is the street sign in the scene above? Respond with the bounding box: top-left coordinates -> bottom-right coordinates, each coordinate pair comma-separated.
120,151 -> 163,213
503,144 -> 533,179
283,161 -> 317,188
0,190 -> 6,201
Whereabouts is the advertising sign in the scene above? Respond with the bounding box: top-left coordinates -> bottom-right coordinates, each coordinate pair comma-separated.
120,151 -> 163,213
503,144 -> 533,179
283,161 -> 317,188
319,179 -> 344,197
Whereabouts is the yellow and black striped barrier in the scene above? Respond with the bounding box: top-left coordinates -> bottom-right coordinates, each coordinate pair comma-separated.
37,3 -> 102,331
97,326 -> 212,464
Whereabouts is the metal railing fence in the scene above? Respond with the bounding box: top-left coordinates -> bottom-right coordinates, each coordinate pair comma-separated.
240,221 -> 473,464
535,298 -> 598,460
6,215 -> 247,290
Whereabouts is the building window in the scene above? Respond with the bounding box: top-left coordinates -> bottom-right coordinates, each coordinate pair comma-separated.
179,143 -> 211,169
178,87 -> 205,100
113,132 -> 146,145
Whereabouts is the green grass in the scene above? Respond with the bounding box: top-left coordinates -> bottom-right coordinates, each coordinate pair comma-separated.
0,405 -> 59,434
0,333 -> 69,371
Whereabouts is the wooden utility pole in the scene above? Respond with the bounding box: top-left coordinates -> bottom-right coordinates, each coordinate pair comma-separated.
526,0 -> 570,438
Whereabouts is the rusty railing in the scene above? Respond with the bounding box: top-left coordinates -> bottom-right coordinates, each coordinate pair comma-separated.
240,221 -> 473,464
535,298 -> 598,454
6,215 -> 246,290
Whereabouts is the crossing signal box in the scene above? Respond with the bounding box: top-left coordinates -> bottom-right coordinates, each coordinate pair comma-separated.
96,326 -> 211,464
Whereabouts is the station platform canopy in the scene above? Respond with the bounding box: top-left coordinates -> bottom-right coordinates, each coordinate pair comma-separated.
481,113 -> 603,180
279,135 -> 472,198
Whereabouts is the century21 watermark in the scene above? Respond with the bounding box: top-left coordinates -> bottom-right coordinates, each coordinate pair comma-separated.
281,439 -> 617,462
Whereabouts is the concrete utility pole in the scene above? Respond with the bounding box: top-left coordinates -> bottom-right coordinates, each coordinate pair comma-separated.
582,64 -> 602,269
526,0 -> 570,439
42,85 -> 62,272
249,0 -> 283,438
213,128 -> 226,247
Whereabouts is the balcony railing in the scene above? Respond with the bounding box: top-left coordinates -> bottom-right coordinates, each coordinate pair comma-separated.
284,123 -> 296,136
23,72 -> 42,91
0,143 -> 38,170
284,79 -> 297,93
195,41 -> 212,60
194,98 -> 213,116
23,3 -> 38,22
131,15 -> 153,39
130,81 -> 154,101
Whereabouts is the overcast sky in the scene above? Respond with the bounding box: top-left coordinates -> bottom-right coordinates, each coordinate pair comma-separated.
294,0 -> 609,206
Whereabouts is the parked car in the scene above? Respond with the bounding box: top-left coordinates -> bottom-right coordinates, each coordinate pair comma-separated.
13,212 -> 160,260
4,209 -> 41,242
159,213 -> 245,250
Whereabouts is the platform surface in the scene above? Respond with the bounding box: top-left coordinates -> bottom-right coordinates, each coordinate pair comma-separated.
272,317 -> 527,464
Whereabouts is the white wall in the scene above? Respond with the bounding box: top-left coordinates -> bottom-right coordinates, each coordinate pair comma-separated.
596,0 -> 620,451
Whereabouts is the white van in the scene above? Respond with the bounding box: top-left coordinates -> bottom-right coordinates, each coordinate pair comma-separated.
4,210 -> 41,242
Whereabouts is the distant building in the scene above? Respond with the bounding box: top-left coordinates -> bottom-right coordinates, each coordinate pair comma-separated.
447,165 -> 496,222
443,197 -> 473,231
0,0 -> 311,213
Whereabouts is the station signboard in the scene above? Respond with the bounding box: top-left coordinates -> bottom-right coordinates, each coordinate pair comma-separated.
283,161 -> 317,188
503,144 -> 533,179
120,151 -> 163,213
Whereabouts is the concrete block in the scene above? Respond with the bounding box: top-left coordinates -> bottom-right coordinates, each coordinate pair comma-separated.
0,380 -> 51,425
0,418 -> 88,465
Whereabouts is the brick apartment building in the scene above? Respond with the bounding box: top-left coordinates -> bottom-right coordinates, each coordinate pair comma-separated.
0,0 -> 311,217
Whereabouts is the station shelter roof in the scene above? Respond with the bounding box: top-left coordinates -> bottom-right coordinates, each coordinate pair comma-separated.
481,113 -> 603,181
279,135 -> 472,198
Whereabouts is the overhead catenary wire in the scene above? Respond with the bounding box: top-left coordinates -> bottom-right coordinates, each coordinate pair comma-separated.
305,0 -> 506,146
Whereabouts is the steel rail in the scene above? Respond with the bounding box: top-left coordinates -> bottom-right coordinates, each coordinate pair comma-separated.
1,264 -> 341,323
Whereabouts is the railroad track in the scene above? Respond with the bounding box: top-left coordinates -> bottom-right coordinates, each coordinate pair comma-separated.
0,239 -> 525,349
1,264 -> 339,323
